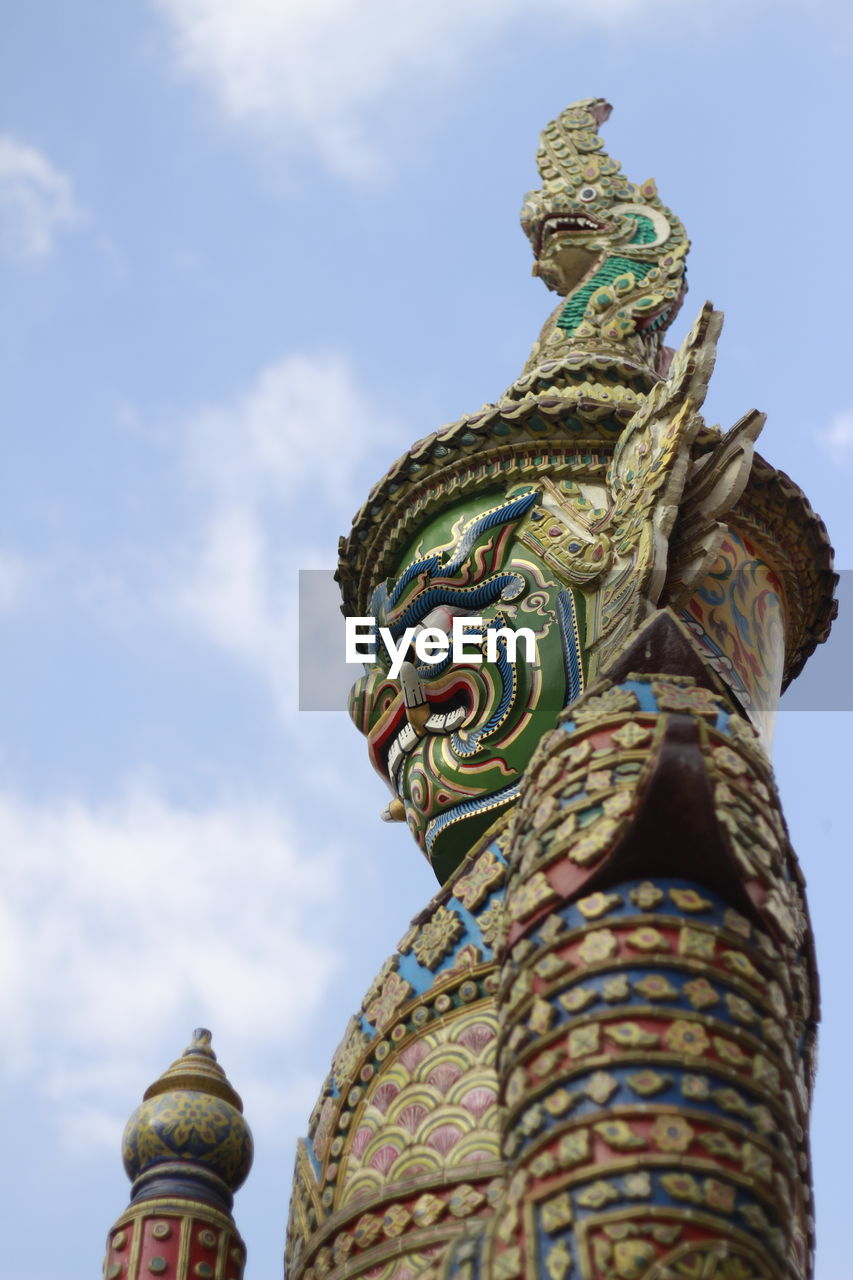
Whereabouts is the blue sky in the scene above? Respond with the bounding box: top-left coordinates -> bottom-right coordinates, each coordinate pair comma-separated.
1,2 -> 851,1277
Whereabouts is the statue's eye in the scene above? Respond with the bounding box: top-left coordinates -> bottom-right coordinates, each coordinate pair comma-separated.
578,185 -> 598,203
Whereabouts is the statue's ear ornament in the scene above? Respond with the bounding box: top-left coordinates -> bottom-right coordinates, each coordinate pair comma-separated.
517,477 -> 612,588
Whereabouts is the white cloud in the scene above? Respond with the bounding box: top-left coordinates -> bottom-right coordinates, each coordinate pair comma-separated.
0,549 -> 34,610
152,0 -> 692,177
175,351 -> 396,703
0,135 -> 79,260
185,352 -> 392,509
0,786 -> 342,1141
819,410 -> 853,466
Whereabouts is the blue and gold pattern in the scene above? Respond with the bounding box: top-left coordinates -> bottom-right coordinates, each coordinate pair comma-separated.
123,1029 -> 253,1196
105,1032 -> 252,1280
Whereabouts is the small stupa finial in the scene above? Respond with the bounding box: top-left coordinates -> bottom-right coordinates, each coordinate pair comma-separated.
102,1030 -> 253,1280
140,1027 -> 245,1112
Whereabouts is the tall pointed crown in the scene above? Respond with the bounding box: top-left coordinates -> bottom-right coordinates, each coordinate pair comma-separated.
336,100 -> 835,683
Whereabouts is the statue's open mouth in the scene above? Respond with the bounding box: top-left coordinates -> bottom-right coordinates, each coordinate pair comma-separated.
370,680 -> 473,793
537,209 -> 608,254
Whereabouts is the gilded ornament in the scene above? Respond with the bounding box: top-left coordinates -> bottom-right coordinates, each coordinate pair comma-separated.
572,688 -> 639,725
545,1239 -> 573,1280
660,1173 -> 703,1205
455,852 -> 506,909
753,1049 -> 778,1090
626,926 -> 670,952
663,1020 -> 711,1057
530,1151 -> 558,1178
576,891 -> 622,919
751,1105 -> 775,1135
634,974 -> 679,1001
509,872 -> 559,921
611,721 -> 651,749
699,1132 -> 741,1160
353,1214 -> 382,1247
679,927 -> 715,959
382,1205 -> 411,1237
477,899 -> 506,948
332,1234 -> 354,1265
576,928 -> 618,964
713,745 -> 749,777
583,1072 -> 619,1105
528,997 -> 554,1034
623,1172 -> 653,1199
544,1088 -> 580,1116
445,1182 -> 484,1213
602,791 -> 632,818
594,1119 -> 645,1150
541,1193 -> 574,1232
613,1239 -> 656,1280
713,1088 -> 753,1118
568,1023 -> 601,1058
506,1068 -> 526,1107
650,1115 -> 695,1153
560,986 -> 598,1013
626,1070 -> 672,1097
681,1074 -> 711,1100
558,1130 -> 590,1168
520,1104 -> 545,1135
713,1037 -> 751,1067
669,888 -> 713,913
568,815 -> 621,865
719,950 -> 761,982
538,913 -> 565,943
530,1049 -> 556,1081
364,971 -> 413,1029
412,905 -> 465,969
683,977 -> 719,1009
493,1246 -> 522,1280
702,1179 -> 737,1214
602,975 -> 630,1002
331,1018 -> 370,1091
535,953 -> 565,979
629,882 -> 664,909
576,1180 -> 620,1209
604,1022 -> 660,1048
651,680 -> 721,718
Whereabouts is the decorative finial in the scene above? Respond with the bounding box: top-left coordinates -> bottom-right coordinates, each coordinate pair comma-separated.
519,97 -> 688,363
104,1031 -> 252,1280
141,1027 -> 245,1112
122,1029 -> 253,1207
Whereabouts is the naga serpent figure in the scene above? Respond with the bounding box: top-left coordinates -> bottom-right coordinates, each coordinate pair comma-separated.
102,101 -> 836,1280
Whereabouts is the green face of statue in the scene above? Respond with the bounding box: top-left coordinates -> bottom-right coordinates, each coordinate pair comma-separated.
348,488 -> 585,883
